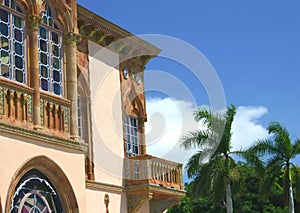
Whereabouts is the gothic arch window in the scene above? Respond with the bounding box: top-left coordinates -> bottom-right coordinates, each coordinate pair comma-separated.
0,0 -> 26,83
10,169 -> 63,213
39,1 -> 63,95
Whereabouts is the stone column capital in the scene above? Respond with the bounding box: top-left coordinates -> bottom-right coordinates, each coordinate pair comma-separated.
64,32 -> 81,45
27,15 -> 42,30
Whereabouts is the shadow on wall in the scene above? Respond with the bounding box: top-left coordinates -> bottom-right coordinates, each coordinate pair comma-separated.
120,193 -> 128,212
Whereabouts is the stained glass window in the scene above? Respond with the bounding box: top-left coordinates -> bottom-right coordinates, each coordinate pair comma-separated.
39,2 -> 62,95
0,1 -> 25,83
10,170 -> 63,213
125,116 -> 139,157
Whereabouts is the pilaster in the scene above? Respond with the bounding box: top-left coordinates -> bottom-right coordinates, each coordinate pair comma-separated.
27,15 -> 42,129
64,32 -> 81,140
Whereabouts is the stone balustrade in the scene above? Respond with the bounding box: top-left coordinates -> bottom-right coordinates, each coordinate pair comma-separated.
0,78 -> 34,126
125,154 -> 184,190
0,78 -> 70,138
40,92 -> 70,137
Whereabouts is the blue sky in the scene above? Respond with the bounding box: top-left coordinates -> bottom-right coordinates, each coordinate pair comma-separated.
78,1 -> 300,165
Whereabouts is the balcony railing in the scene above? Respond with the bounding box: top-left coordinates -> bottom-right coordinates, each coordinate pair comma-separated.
125,154 -> 184,190
0,78 -> 34,126
0,78 -> 70,138
40,92 -> 70,137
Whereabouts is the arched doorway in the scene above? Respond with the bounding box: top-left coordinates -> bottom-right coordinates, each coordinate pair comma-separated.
6,156 -> 79,213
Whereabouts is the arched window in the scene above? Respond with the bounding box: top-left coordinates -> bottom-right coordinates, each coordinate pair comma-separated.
39,2 -> 62,95
10,169 -> 63,213
0,0 -> 25,83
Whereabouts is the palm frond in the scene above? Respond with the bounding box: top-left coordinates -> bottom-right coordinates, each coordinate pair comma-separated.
180,129 -> 210,150
291,138 -> 300,159
185,151 -> 203,178
249,139 -> 280,157
268,121 -> 292,158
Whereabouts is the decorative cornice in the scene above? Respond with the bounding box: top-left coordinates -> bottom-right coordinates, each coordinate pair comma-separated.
86,180 -> 124,194
149,184 -> 186,197
76,4 -> 160,59
0,122 -> 87,153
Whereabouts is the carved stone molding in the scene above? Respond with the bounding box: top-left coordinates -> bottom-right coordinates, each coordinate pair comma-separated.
27,15 -> 41,30
64,32 -> 81,45
0,122 -> 87,153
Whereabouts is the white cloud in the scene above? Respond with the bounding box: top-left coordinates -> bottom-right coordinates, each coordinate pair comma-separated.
231,106 -> 269,151
146,98 -> 269,164
145,97 -> 197,163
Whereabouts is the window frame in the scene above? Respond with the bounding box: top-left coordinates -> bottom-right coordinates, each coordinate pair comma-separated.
0,3 -> 27,84
38,2 -> 64,96
77,95 -> 83,139
124,115 -> 139,157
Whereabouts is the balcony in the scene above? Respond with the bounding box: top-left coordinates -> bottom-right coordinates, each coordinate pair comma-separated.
40,91 -> 70,138
0,78 -> 34,127
125,154 -> 185,213
0,78 -> 86,152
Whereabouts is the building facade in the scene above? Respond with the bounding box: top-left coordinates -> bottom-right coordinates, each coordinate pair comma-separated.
0,0 -> 185,212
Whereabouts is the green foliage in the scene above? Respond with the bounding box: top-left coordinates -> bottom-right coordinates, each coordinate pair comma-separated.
167,163 -> 300,213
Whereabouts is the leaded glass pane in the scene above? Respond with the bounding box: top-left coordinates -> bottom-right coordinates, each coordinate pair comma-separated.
41,79 -> 48,91
13,15 -> 21,28
14,55 -> 22,69
1,64 -> 9,78
53,83 -> 60,95
14,42 -> 22,55
39,40 -> 47,52
53,70 -> 60,82
0,9 -> 9,22
40,52 -> 48,64
1,50 -> 9,64
15,69 -> 23,83
40,65 -> 48,78
39,27 -> 47,39
52,32 -> 59,44
0,37 -> 9,50
0,23 -> 9,36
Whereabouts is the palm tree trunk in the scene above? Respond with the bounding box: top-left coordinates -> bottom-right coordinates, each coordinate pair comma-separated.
288,172 -> 295,213
226,177 -> 233,213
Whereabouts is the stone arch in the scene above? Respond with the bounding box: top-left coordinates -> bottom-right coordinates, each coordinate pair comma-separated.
39,0 -> 73,31
5,155 -> 79,213
126,85 -> 146,119
18,0 -> 73,31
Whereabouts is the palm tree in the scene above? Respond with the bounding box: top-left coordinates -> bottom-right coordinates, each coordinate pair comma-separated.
249,121 -> 300,213
181,104 -> 251,213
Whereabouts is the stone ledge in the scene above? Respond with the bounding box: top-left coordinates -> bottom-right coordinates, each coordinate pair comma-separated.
86,180 -> 124,194
0,122 -> 87,153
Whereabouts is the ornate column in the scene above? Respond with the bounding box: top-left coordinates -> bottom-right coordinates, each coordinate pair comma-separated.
27,15 -> 42,129
64,32 -> 80,140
